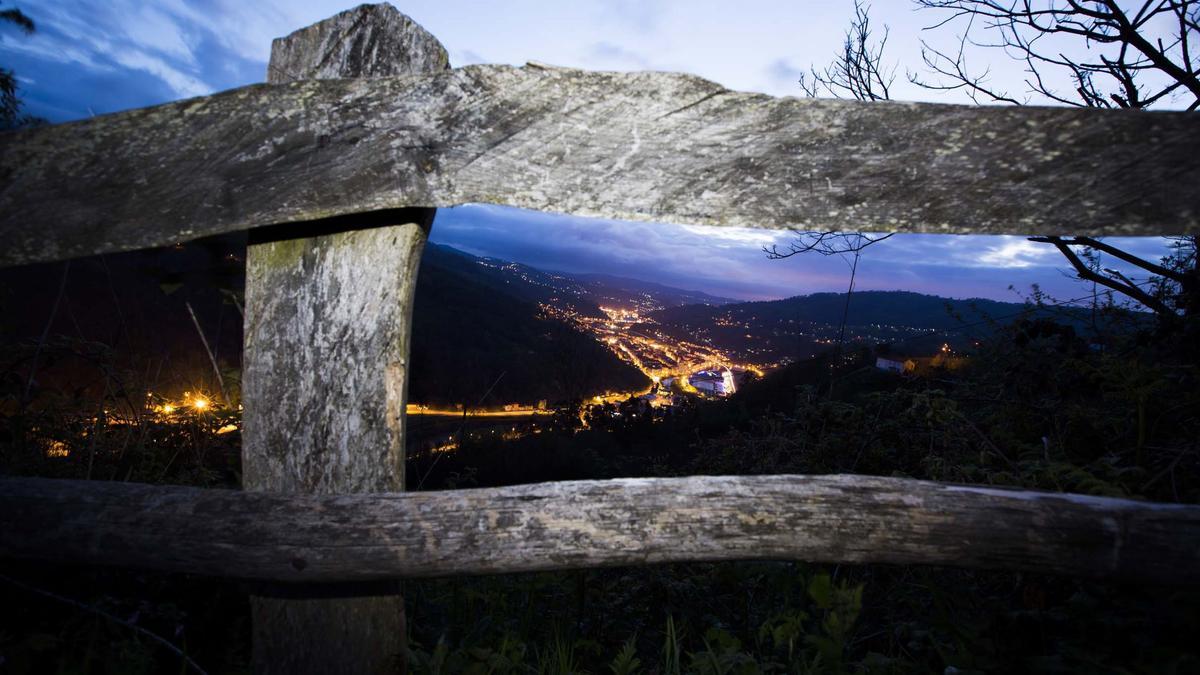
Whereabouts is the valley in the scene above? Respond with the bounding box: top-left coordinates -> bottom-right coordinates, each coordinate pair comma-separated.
410,244 -> 1040,413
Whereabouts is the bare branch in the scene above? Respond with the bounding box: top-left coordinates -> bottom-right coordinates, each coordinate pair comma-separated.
801,1 -> 897,101
910,23 -> 1029,105
1030,235 -> 1188,284
764,231 -> 895,259
913,0 -> 1200,110
1028,235 -> 1176,315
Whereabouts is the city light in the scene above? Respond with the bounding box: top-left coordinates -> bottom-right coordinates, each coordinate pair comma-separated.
543,301 -> 770,398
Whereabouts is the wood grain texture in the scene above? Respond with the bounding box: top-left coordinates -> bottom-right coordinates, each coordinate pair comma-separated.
2,60 -> 1198,267
242,6 -> 442,673
243,216 -> 430,495
243,220 -> 427,674
2,474 -> 1197,585
267,3 -> 448,83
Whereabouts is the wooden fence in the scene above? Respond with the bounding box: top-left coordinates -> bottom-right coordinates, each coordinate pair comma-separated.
1,4 -> 1198,674
3,475 -> 1198,583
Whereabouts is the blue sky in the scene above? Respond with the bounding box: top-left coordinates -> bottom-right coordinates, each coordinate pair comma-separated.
0,0 -> 1177,302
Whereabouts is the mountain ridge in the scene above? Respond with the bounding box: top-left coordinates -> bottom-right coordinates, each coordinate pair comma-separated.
652,290 -> 1036,329
424,243 -> 737,313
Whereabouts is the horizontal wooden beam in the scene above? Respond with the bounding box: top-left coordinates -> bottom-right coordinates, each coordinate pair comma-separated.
2,474 -> 1197,584
2,65 -> 1198,267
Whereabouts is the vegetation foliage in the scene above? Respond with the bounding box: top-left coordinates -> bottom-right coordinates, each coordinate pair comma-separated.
0,1 -> 43,130
400,286 -> 1200,674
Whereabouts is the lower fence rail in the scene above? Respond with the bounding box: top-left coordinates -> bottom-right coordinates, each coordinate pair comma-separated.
1,474 -> 1197,584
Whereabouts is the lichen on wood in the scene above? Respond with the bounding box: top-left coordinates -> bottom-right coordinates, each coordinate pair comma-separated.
2,474 -> 1197,585
239,5 -> 444,673
243,220 -> 429,494
2,50 -> 1198,267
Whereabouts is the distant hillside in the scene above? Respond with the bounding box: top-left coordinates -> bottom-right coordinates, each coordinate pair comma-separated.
652,290 -> 1031,330
647,290 -> 1087,364
573,273 -> 736,309
422,243 -> 735,316
421,244 -> 606,318
410,246 -> 649,406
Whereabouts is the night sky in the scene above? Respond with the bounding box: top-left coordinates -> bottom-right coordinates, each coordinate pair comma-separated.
1,0 -> 1176,303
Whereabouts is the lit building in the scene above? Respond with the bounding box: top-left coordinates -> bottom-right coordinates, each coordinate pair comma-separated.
689,369 -> 736,396
875,357 -> 914,373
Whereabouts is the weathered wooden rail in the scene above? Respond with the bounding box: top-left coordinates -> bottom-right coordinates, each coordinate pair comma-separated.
2,40 -> 1199,267
2,3 -> 1199,673
4,474 -> 1199,585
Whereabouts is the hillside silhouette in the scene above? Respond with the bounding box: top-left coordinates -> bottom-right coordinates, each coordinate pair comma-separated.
408,245 -> 649,407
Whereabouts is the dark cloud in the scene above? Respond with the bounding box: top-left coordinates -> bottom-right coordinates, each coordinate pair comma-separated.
765,58 -> 805,87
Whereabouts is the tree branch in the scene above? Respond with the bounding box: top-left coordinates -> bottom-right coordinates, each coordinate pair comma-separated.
764,231 -> 895,259
914,0 -> 1200,110
1031,235 -> 1175,315
1030,235 -> 1187,283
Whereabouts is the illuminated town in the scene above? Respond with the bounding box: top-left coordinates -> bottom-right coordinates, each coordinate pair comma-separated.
408,250 -> 779,416
406,251 -> 967,426
542,303 -> 764,403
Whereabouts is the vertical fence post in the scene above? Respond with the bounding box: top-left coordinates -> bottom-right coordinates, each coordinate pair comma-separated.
241,5 -> 448,673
